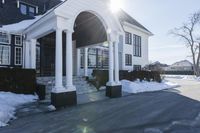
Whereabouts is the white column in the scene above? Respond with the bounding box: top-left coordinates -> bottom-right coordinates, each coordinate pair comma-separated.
76,48 -> 80,76
52,28 -> 65,93
24,41 -> 30,68
30,39 -> 36,69
114,41 -> 120,84
84,48 -> 88,77
107,41 -> 115,86
66,29 -> 76,91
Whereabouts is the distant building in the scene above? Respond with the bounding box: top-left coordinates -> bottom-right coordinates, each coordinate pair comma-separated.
165,60 -> 193,71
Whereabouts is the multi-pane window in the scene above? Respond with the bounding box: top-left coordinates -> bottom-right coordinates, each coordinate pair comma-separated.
133,35 -> 142,57
80,49 -> 84,67
20,4 -> 27,15
0,32 -> 10,44
15,47 -> 22,65
80,48 -> 108,68
88,48 -> 96,68
102,50 -> 109,67
29,7 -> 35,17
36,46 -> 40,73
15,35 -> 22,45
0,45 -> 10,65
125,32 -> 132,44
20,3 -> 36,16
125,54 -> 132,66
134,65 -> 141,71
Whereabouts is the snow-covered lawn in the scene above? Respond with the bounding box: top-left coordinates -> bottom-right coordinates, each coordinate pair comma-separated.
121,80 -> 179,94
164,75 -> 200,81
0,92 -> 37,127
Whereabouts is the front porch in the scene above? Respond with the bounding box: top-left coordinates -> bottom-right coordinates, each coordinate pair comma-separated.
23,0 -> 124,108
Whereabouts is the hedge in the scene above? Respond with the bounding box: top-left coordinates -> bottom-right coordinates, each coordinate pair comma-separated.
90,70 -> 162,90
0,68 -> 36,94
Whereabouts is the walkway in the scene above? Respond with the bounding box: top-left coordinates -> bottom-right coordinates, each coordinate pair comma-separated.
1,78 -> 200,132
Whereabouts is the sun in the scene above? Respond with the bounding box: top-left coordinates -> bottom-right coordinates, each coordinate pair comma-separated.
110,0 -> 122,13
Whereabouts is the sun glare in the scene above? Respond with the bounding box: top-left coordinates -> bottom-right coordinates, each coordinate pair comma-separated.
110,0 -> 122,13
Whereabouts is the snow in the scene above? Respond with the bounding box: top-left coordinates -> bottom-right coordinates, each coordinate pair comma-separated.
0,92 -> 37,127
0,15 -> 42,33
121,80 -> 179,94
164,75 -> 200,81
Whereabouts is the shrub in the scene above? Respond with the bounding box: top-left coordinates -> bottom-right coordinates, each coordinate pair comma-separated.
90,70 -> 162,89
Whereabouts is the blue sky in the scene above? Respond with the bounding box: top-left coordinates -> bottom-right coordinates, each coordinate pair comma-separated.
120,0 -> 200,65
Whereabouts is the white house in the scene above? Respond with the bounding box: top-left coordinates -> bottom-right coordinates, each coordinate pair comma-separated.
0,0 -> 152,107
164,60 -> 194,71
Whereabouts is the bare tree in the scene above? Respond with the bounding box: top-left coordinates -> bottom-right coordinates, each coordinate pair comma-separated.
170,11 -> 200,76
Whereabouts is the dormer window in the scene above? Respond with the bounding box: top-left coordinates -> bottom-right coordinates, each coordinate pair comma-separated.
19,2 -> 37,17
20,4 -> 27,15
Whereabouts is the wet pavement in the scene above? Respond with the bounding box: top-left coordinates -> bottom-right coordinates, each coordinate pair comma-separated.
0,78 -> 200,133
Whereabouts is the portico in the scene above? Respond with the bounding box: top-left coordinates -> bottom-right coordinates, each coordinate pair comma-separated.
23,0 -> 123,108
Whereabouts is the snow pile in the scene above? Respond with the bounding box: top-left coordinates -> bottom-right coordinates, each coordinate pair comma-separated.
0,15 -> 42,33
0,92 -> 37,127
164,75 -> 200,81
121,80 -> 179,94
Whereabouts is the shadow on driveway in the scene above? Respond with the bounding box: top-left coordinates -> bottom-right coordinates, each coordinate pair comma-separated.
1,91 -> 200,133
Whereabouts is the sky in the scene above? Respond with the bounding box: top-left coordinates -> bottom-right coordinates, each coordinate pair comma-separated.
120,0 -> 200,65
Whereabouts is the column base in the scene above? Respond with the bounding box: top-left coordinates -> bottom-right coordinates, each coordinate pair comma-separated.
51,91 -> 77,108
106,85 -> 122,98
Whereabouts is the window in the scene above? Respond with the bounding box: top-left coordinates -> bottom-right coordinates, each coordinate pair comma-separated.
36,46 -> 40,73
29,7 -> 35,17
125,32 -> 132,44
0,32 -> 10,44
20,4 -> 27,15
88,48 -> 96,68
15,35 -> 22,45
80,48 -> 109,68
133,35 -> 142,57
0,45 -> 10,65
80,49 -> 84,67
15,47 -> 22,65
125,54 -> 132,66
134,65 -> 141,71
102,50 -> 109,67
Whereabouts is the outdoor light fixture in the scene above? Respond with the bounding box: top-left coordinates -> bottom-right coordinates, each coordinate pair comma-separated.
110,0 -> 122,13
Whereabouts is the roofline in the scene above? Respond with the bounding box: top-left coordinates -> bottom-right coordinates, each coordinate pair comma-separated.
23,0 -> 66,33
122,21 -> 153,36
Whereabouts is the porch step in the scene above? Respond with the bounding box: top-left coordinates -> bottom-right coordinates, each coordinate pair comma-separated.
37,77 -> 98,95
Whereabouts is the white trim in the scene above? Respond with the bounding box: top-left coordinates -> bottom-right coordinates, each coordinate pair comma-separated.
15,35 -> 22,46
36,7 -> 38,14
2,0 -> 5,4
122,22 -> 153,36
17,1 -> 20,8
0,45 -> 11,65
14,47 -> 23,66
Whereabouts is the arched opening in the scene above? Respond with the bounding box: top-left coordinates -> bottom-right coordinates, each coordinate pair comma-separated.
36,11 -> 110,94
72,11 -> 110,76
73,11 -> 108,48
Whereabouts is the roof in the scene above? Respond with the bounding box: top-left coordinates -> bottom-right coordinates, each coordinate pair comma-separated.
0,0 -> 152,35
118,10 -> 152,33
0,0 -> 61,25
171,60 -> 193,67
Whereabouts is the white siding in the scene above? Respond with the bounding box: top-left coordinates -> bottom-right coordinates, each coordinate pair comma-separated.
121,24 -> 150,71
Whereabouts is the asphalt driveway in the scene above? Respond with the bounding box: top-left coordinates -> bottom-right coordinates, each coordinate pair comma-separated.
0,78 -> 200,133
